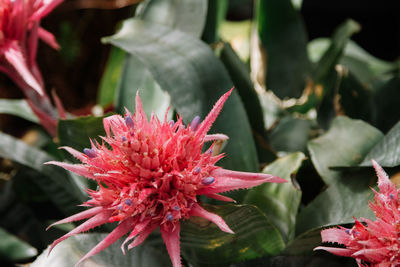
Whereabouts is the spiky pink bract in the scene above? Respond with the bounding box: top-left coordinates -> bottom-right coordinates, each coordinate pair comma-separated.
314,160 -> 400,267
47,89 -> 287,267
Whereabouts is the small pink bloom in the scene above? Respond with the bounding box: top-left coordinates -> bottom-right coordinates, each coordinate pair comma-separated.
314,160 -> 400,267
0,0 -> 63,95
47,89 -> 287,267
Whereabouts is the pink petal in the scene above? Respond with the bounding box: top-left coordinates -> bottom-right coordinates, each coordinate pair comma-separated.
204,134 -> 229,142
195,88 -> 234,138
45,161 -> 96,179
160,223 -> 181,267
121,219 -> 151,254
127,223 -> 158,250
46,207 -> 103,230
135,92 -> 148,122
30,0 -> 64,21
371,160 -> 394,196
212,168 -> 287,182
313,246 -> 353,257
352,247 -> 388,262
49,210 -> 112,253
320,228 -> 350,245
28,22 -> 40,66
51,90 -> 67,118
4,45 -> 44,95
189,203 -> 234,234
198,169 -> 286,195
38,27 -> 60,50
59,146 -> 87,162
75,217 -> 134,267
204,193 -> 236,203
103,115 -> 125,137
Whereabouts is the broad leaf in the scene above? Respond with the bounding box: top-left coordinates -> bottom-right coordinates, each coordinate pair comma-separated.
307,116 -> 383,185
181,204 -> 285,266
115,55 -> 171,118
335,69 -> 373,123
283,227 -> 323,256
269,116 -> 314,153
308,39 -> 396,86
232,253 -> 356,267
97,47 -> 125,106
31,233 -> 170,267
373,76 -> 400,133
244,153 -> 304,242
296,168 -> 376,235
0,99 -> 38,123
0,132 -> 85,215
361,120 -> 400,167
58,115 -> 107,152
137,0 -> 207,38
340,41 -> 397,85
0,227 -> 37,262
312,19 -> 360,82
201,0 -> 228,43
104,19 -> 258,173
257,0 -> 310,99
219,42 -> 275,162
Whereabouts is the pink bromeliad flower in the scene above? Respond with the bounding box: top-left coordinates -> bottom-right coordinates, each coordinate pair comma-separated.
46,89 -> 286,267
0,0 -> 63,95
314,160 -> 400,267
1,0 -> 64,136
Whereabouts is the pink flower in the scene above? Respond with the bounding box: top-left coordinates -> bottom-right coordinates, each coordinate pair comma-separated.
0,0 -> 63,95
314,160 -> 400,267
46,89 -> 287,267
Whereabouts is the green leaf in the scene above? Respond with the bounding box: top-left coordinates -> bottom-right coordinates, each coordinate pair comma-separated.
0,132 -> 85,215
296,168 -> 376,235
313,19 -> 360,82
0,227 -> 37,262
307,116 -> 383,185
137,0 -> 208,38
219,43 -> 264,136
0,179 -> 54,250
233,253 -> 356,267
283,227 -> 323,255
244,153 -> 304,242
104,18 -> 258,173
31,233 -> 170,267
97,47 -> 126,106
373,76 -> 400,133
360,120 -> 400,167
257,0 -> 310,99
335,69 -> 374,123
269,116 -> 314,153
0,99 -> 38,123
58,115 -> 107,152
115,55 -> 172,119
181,204 -> 285,266
308,39 -> 397,86
219,42 -> 275,162
201,0 -> 229,43
340,41 -> 397,85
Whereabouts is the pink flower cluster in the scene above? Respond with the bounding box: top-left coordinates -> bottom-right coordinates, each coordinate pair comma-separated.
315,160 -> 400,267
0,0 -> 62,95
47,89 -> 286,267
1,0 -> 64,136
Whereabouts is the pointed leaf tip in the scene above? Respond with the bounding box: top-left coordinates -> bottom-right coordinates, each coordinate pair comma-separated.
195,88 -> 234,138
190,203 -> 234,234
161,223 -> 182,267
